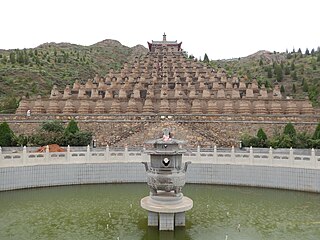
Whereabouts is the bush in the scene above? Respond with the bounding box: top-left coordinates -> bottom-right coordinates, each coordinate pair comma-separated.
15,134 -> 29,147
64,119 -> 79,134
240,133 -> 259,147
0,97 -> 19,113
41,120 -> 64,133
313,122 -> 320,139
283,123 -> 296,138
296,132 -> 312,148
308,139 -> 320,148
268,133 -> 294,148
30,131 -> 64,146
62,131 -> 92,146
256,128 -> 268,147
0,122 -> 16,146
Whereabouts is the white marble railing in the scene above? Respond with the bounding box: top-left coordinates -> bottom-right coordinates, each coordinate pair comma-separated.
0,146 -> 319,169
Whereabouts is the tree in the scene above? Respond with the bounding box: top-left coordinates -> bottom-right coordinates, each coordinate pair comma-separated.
64,119 -> 79,134
283,123 -> 296,138
257,128 -> 267,141
284,65 -> 290,75
291,70 -> 298,81
303,81 -> 309,92
9,52 -> 16,64
267,67 -> 273,78
311,48 -> 315,56
274,64 -> 283,81
290,61 -> 295,71
305,48 -> 310,55
0,122 -> 15,147
280,85 -> 285,93
1,56 -> 7,64
292,83 -> 296,93
259,59 -> 263,66
313,122 -> 320,139
256,128 -> 268,147
203,53 -> 209,63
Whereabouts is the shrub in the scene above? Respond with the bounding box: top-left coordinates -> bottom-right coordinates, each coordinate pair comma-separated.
41,120 -> 64,133
313,122 -> 320,139
283,123 -> 296,138
62,131 -> 92,146
0,122 -> 16,147
296,132 -> 312,148
64,119 -> 79,134
240,133 -> 258,147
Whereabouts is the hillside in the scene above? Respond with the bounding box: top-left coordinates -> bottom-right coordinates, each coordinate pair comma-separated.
0,41 -> 320,113
0,40 -> 148,113
208,48 -> 320,107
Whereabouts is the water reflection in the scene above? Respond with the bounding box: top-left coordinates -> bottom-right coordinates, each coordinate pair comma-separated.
141,226 -> 191,240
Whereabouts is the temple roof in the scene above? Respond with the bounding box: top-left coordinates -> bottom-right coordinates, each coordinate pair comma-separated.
151,40 -> 179,44
148,33 -> 182,51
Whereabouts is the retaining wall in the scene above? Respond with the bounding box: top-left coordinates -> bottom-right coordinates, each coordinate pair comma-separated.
1,147 -> 320,192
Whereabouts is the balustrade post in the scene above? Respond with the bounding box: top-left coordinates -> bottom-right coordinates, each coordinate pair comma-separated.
86,145 -> 90,163
124,145 -> 128,162
22,146 -> 27,165
197,145 -> 201,161
67,145 -> 71,162
0,146 -> 2,163
289,147 -> 294,166
249,146 -> 253,165
231,146 -> 235,164
269,147 -> 273,166
311,148 -> 316,168
44,145 -> 49,162
105,145 -> 110,161
213,145 -> 217,163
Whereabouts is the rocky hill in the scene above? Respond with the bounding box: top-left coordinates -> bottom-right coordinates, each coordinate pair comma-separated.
0,40 -> 148,113
209,48 -> 320,107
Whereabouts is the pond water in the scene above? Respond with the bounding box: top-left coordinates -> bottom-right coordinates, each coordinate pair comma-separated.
0,184 -> 319,240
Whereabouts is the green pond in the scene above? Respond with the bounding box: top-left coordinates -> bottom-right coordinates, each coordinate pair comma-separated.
0,183 -> 319,240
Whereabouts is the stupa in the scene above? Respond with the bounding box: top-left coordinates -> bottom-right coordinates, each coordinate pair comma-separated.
16,33 -> 315,116
140,129 -> 193,231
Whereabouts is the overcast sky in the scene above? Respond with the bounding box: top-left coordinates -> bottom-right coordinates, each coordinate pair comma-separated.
0,0 -> 319,60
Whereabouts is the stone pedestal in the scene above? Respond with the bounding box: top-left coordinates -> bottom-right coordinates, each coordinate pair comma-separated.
141,192 -> 193,231
148,211 -> 159,226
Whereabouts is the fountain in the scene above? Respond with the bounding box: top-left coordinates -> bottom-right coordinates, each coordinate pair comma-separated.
140,129 -> 193,230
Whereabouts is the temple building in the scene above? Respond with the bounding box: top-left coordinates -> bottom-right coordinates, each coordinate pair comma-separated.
16,34 -> 314,115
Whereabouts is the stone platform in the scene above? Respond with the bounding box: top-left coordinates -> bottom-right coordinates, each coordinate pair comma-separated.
140,192 -> 193,230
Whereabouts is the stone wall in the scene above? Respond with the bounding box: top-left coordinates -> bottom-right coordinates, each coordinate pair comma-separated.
1,163 -> 320,192
1,114 -> 319,148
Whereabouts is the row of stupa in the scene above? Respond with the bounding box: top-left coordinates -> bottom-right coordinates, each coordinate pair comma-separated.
16,34 -> 314,115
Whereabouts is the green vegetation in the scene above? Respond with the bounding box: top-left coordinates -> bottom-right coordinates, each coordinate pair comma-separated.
0,41 -> 147,111
241,122 -> 320,148
1,40 -> 320,111
209,49 -> 320,106
203,53 -> 209,63
0,120 -> 92,147
0,122 -> 16,147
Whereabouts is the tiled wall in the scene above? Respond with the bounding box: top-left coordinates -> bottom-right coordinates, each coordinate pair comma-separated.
1,163 -> 320,192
